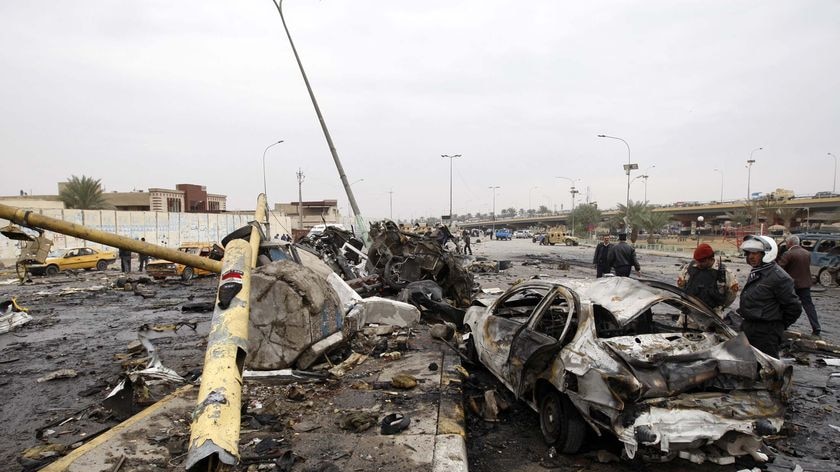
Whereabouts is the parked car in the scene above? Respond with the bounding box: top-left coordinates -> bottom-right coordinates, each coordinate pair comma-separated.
513,230 -> 529,239
29,247 -> 117,276
796,232 -> 840,286
814,191 -> 839,198
495,228 -> 512,240
463,277 -> 790,464
146,242 -> 217,281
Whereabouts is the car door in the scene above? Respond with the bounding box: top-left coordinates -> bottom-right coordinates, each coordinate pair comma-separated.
77,248 -> 95,269
62,249 -> 83,270
479,285 -> 552,385
508,287 -> 579,397
813,238 -> 838,268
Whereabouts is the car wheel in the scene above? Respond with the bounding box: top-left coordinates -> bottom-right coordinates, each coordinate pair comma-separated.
383,257 -> 409,290
96,260 -> 108,271
46,265 -> 60,276
182,267 -> 194,281
539,389 -> 586,454
549,242 -> 555,246
565,239 -> 573,246
818,268 -> 836,287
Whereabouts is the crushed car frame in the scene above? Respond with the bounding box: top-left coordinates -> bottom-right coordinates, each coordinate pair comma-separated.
464,276 -> 791,465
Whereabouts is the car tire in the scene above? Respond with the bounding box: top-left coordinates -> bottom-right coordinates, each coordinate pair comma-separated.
182,267 -> 194,281
539,389 -> 586,454
383,257 -> 409,290
96,260 -> 108,271
818,268 -> 836,287
46,265 -> 60,276
549,242 -> 555,246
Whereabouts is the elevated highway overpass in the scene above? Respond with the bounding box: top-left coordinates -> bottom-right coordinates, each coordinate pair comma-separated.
458,196 -> 840,231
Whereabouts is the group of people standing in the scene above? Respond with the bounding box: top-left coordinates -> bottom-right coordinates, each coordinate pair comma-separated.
592,233 -> 640,277
117,237 -> 150,273
593,232 -> 819,359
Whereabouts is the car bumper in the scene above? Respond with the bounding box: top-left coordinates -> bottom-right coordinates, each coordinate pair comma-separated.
615,391 -> 784,464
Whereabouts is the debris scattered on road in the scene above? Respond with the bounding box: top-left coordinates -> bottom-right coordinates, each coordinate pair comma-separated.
338,411 -> 377,432
390,373 -> 417,390
380,413 -> 411,435
36,369 -> 78,383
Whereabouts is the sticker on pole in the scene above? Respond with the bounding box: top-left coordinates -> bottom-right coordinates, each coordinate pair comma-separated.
218,270 -> 244,309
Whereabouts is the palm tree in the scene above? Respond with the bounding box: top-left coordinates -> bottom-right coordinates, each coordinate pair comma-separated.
638,211 -> 672,244
775,207 -> 803,234
59,175 -> 110,209
615,200 -> 649,242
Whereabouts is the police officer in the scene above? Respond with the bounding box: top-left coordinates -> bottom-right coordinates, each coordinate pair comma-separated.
738,236 -> 801,358
677,243 -> 739,316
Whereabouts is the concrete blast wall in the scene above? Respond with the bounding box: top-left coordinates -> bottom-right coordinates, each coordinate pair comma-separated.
0,209 -> 294,265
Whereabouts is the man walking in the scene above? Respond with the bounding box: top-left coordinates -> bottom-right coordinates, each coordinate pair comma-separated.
606,233 -> 640,277
462,229 -> 472,255
778,235 -> 821,336
592,234 -> 612,278
738,236 -> 801,358
677,243 -> 739,316
138,237 -> 150,272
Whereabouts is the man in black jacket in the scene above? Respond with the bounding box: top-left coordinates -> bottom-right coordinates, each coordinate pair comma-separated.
592,234 -> 612,278
606,233 -> 640,277
738,236 -> 801,358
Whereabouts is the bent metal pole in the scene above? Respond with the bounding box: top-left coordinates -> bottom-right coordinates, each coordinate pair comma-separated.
272,0 -> 369,243
185,194 -> 266,470
0,202 -> 221,273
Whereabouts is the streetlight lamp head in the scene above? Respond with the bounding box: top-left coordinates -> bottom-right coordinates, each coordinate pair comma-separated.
597,134 -> 606,137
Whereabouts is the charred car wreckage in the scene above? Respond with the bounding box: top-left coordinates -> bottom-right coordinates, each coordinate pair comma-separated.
464,276 -> 791,465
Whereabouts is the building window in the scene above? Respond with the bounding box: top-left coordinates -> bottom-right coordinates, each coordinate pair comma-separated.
167,198 -> 182,212
208,201 -> 220,212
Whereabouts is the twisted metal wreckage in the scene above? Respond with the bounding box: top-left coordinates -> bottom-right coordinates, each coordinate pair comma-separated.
1,198 -> 801,469
0,199 -> 473,470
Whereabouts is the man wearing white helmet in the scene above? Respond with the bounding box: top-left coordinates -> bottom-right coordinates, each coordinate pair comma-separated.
737,235 -> 802,358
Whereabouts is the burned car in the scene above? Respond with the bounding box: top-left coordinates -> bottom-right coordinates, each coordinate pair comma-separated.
464,277 -> 791,464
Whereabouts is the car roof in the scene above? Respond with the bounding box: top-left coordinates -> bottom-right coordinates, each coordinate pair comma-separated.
519,277 -> 687,325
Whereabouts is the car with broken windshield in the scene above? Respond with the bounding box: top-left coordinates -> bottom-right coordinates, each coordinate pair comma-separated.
463,277 -> 791,465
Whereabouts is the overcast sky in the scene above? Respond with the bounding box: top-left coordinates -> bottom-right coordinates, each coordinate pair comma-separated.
1,1 -> 838,220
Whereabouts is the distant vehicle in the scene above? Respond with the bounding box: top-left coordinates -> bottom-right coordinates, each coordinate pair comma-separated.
146,242 -> 217,281
29,247 -> 117,276
814,191 -> 839,198
513,230 -> 530,239
495,228 -> 512,240
796,233 -> 840,286
545,228 -> 579,246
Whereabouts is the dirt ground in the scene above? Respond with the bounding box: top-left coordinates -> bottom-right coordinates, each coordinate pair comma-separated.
464,239 -> 840,472
1,239 -> 839,472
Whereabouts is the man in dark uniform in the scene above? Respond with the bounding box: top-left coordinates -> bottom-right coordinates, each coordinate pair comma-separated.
606,232 -> 640,277
778,235 -> 821,336
738,236 -> 801,358
592,234 -> 612,278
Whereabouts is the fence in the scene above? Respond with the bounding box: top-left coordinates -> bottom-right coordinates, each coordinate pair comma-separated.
0,209 -> 294,265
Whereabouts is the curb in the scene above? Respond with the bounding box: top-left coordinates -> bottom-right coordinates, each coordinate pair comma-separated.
433,348 -> 468,472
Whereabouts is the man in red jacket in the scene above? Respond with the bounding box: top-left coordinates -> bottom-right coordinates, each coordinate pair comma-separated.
778,235 -> 821,336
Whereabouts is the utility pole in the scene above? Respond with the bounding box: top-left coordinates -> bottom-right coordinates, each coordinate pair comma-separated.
296,168 -> 305,229
489,186 -> 500,236
388,189 -> 394,220
442,154 -> 461,223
